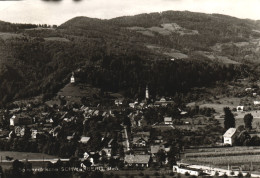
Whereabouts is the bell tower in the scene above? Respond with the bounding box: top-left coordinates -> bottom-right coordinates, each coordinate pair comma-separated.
145,85 -> 149,100
70,72 -> 75,84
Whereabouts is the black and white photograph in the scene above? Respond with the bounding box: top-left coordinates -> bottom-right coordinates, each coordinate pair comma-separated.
0,0 -> 260,177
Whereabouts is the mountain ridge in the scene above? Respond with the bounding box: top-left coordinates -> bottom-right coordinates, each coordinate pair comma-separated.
0,10 -> 259,106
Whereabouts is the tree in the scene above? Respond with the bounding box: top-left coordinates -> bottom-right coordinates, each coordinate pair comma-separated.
12,159 -> 24,177
224,107 -> 235,130
238,172 -> 244,178
157,150 -> 166,166
244,113 -> 253,130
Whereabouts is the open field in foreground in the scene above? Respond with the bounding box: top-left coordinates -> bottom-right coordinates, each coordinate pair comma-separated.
183,147 -> 260,172
0,151 -> 56,160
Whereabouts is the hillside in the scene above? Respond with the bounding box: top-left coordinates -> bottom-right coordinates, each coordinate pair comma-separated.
0,11 -> 260,106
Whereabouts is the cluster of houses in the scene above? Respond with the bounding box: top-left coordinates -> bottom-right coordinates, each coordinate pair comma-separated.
236,86 -> 260,112
0,98 -> 178,169
0,73 -> 212,171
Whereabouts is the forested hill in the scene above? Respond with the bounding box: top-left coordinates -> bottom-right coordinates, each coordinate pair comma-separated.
0,11 -> 260,106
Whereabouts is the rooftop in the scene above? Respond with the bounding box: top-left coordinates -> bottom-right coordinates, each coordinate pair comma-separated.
164,117 -> 173,122
223,128 -> 237,138
124,154 -> 150,164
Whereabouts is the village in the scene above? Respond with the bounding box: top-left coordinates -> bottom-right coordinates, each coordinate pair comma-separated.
1,73 -> 260,177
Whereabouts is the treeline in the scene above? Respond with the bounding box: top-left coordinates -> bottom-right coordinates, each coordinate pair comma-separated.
0,22 -> 37,32
0,21 -> 57,32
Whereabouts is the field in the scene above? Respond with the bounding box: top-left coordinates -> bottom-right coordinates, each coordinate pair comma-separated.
187,155 -> 260,165
0,32 -> 24,41
104,169 -> 181,178
0,151 -> 57,169
183,147 -> 260,172
44,37 -> 70,42
188,95 -> 260,128
0,151 -> 56,160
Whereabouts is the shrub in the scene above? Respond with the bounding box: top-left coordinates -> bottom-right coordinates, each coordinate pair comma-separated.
139,172 -> 144,176
169,172 -> 175,176
154,172 -> 160,176
245,172 -> 251,177
215,171 -> 219,176
238,172 -> 243,178
185,171 -> 190,176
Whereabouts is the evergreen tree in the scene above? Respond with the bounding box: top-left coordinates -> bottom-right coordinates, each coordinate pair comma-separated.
244,113 -> 253,130
224,107 -> 235,130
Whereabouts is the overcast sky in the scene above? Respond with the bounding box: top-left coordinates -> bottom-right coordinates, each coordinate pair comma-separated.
0,0 -> 259,25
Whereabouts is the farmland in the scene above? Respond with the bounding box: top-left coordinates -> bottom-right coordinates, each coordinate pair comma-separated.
0,151 -> 58,169
183,147 -> 260,172
0,151 -> 56,160
186,155 -> 260,165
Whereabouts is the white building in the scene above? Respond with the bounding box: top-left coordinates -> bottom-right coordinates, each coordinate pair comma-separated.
145,85 -> 149,100
236,106 -> 244,112
70,72 -> 75,83
223,128 -> 237,146
173,165 -> 200,176
164,117 -> 173,125
9,115 -> 16,126
254,101 -> 260,105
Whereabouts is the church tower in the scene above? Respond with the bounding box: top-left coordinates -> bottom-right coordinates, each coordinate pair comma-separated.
145,85 -> 149,100
70,72 -> 75,84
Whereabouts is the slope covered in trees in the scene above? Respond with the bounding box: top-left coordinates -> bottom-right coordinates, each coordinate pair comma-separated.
0,11 -> 259,106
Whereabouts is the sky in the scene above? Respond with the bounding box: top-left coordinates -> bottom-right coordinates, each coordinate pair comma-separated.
0,0 -> 259,25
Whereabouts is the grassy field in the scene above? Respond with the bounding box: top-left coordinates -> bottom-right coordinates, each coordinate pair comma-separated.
44,37 -> 70,42
183,147 -> 260,172
186,155 -> 260,165
189,96 -> 260,128
0,151 -> 57,169
104,169 -> 179,178
0,32 -> 24,41
0,151 -> 56,160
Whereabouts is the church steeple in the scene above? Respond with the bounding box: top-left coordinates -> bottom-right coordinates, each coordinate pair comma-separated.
145,85 -> 149,100
70,72 -> 75,84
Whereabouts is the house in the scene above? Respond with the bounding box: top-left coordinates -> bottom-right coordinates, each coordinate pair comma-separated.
154,136 -> 163,144
10,115 -> 32,126
236,106 -> 244,112
164,117 -> 173,125
150,145 -> 165,157
135,132 -> 150,138
79,136 -> 91,144
31,130 -> 38,139
154,98 -> 174,107
100,148 -> 112,158
254,101 -> 260,105
129,103 -> 136,108
133,137 -> 148,147
124,155 -> 151,167
223,128 -> 237,146
137,117 -> 147,127
83,152 -> 89,160
245,88 -> 252,91
67,136 -> 74,141
115,99 -> 124,106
